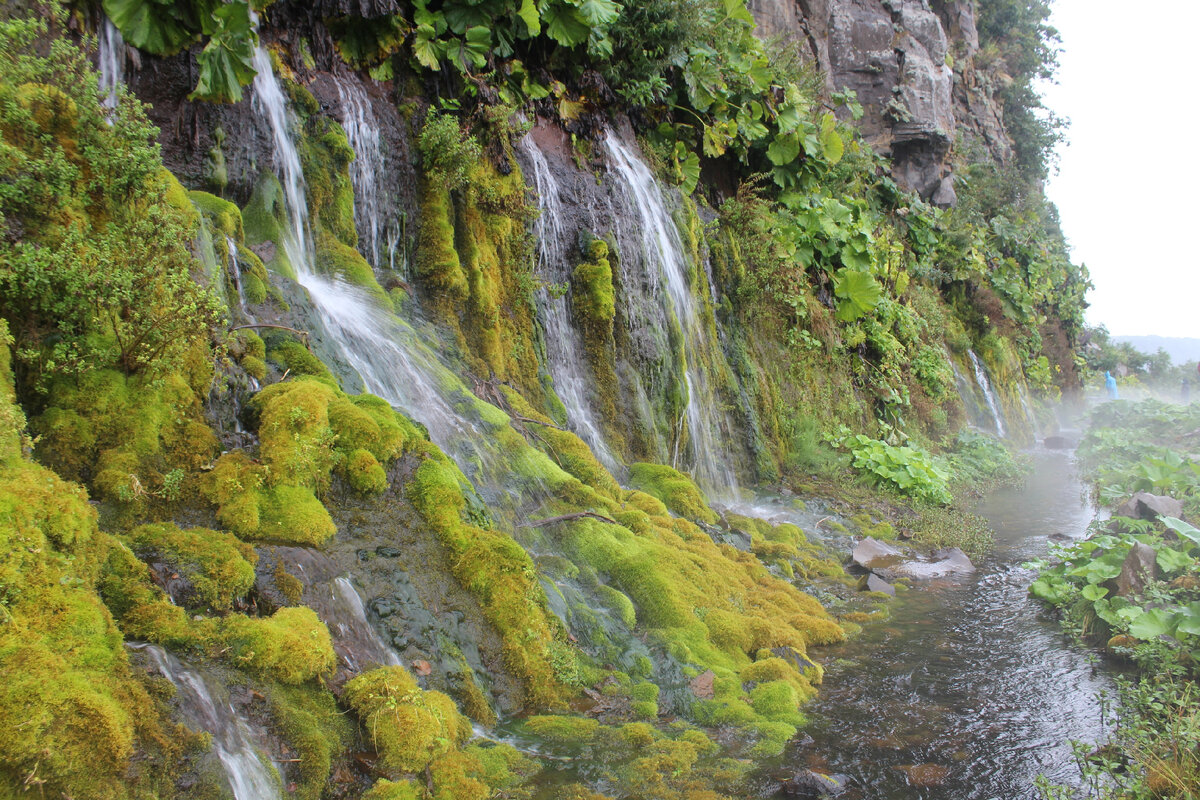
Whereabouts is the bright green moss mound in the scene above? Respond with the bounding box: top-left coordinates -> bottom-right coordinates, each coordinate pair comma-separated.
524,714 -> 601,744
571,238 -> 615,328
627,463 -> 719,524
189,189 -> 244,240
242,171 -> 296,278
222,607 -> 336,684
203,378 -> 419,542
33,366 -> 219,518
344,666 -> 469,774
125,522 -> 257,611
314,225 -> 389,304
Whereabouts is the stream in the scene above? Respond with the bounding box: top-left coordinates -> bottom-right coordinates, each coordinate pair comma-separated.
785,450 -> 1115,799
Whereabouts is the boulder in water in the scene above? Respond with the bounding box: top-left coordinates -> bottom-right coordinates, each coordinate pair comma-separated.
852,536 -> 905,570
866,573 -> 896,595
1113,492 -> 1183,521
1115,542 -> 1157,596
1043,435 -> 1073,449
781,769 -> 849,797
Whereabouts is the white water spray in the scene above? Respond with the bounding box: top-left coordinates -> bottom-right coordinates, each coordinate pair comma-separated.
98,17 -> 123,111
134,644 -> 279,800
334,77 -> 401,271
603,133 -> 739,497
968,349 -> 1006,437
519,135 -> 619,472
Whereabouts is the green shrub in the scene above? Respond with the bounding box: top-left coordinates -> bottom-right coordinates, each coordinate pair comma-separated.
847,435 -> 951,505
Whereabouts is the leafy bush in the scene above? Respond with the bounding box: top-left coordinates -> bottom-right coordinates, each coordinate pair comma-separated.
416,111 -> 482,191
846,434 -> 951,505
0,12 -> 222,387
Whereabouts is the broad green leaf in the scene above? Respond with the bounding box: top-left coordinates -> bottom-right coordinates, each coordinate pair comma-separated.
1176,603 -> 1200,636
412,24 -> 442,70
1161,516 -> 1200,547
673,142 -> 701,196
819,113 -> 843,164
1156,546 -> 1193,574
191,34 -> 256,102
722,0 -> 755,23
1081,584 -> 1108,602
767,132 -> 800,166
542,2 -> 590,46
104,0 -> 195,55
517,0 -> 541,36
1128,608 -> 1173,640
833,269 -> 882,322
576,0 -> 620,26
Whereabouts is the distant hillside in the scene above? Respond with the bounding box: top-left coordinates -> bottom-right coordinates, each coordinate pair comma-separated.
1114,336 -> 1200,364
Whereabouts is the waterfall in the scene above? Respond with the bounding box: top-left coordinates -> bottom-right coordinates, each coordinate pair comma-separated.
225,235 -> 255,319
251,45 -> 311,276
1018,383 -> 1040,437
132,644 -> 278,800
97,17 -> 123,110
333,77 -> 400,271
330,576 -> 402,671
249,50 -> 502,482
968,349 -> 1006,437
518,135 -> 619,473
602,133 -> 739,497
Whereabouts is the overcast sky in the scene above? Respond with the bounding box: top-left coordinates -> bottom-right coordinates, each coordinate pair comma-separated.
1040,0 -> 1200,338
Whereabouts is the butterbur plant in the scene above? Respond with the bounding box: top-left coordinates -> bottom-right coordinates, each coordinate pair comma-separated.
846,434 -> 952,505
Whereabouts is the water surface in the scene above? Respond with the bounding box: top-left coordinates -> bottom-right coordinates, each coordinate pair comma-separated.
790,451 -> 1112,799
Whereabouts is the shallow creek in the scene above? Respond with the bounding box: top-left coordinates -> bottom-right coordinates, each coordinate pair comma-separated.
785,450 -> 1115,798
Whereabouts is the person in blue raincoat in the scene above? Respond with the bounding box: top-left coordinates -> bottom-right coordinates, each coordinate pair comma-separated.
1105,370 -> 1119,399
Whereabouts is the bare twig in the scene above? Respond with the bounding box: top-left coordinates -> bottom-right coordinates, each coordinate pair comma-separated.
520,511 -> 620,528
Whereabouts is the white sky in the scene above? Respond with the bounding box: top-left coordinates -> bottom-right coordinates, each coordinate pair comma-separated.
1041,0 -> 1200,338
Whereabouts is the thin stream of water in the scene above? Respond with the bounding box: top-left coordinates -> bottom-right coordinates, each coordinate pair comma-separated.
602,134 -> 740,498
790,451 -> 1112,799
969,349 -> 1007,438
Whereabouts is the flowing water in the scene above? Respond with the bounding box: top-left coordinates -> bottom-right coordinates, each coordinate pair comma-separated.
334,76 -> 401,271
968,349 -> 1007,438
131,644 -> 279,800
97,17 -> 123,110
789,451 -> 1112,798
519,135 -> 619,473
602,134 -> 739,498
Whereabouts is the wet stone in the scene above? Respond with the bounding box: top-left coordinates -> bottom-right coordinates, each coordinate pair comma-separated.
374,545 -> 403,557
1115,542 -> 1157,596
852,536 -> 905,570
780,769 -> 849,797
1114,491 -> 1183,521
866,573 -> 896,595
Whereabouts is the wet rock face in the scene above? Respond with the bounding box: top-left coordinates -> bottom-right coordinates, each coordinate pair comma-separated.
1114,491 -> 1184,522
748,0 -> 1010,203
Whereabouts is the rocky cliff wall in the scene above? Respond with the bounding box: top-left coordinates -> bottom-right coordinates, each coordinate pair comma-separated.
748,0 -> 1011,204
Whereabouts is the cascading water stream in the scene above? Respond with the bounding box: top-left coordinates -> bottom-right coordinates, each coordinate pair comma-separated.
97,17 -> 123,110
250,47 -> 511,493
518,135 -> 619,473
967,349 -> 1006,437
132,644 -> 279,800
333,77 -> 401,271
602,133 -> 739,497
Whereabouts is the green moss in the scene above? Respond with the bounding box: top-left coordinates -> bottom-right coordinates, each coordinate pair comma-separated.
364,779 -> 426,800
267,682 -> 354,800
125,522 -> 256,611
344,666 -> 469,774
627,463 -> 719,524
315,224 -> 388,303
346,447 -> 388,493
523,714 -> 600,744
596,584 -> 637,627
188,190 -> 244,240
406,443 -> 574,708
267,340 -> 335,382
571,238 -> 615,328
222,607 -> 335,684
416,180 -> 468,301
242,171 -> 295,279
257,485 -> 337,545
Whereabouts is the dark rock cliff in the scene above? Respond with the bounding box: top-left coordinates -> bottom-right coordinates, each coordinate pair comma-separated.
748,0 -> 1011,204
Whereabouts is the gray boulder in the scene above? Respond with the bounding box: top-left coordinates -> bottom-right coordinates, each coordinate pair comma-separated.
1114,492 -> 1183,521
852,536 -> 905,569
1115,542 -> 1157,597
866,573 -> 896,595
781,770 -> 850,797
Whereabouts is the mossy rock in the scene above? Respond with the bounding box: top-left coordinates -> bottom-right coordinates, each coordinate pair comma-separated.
189,189 -> 244,240
523,714 -> 600,745
222,606 -> 336,684
343,666 -> 469,774
627,463 -> 719,524
125,522 -> 257,611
